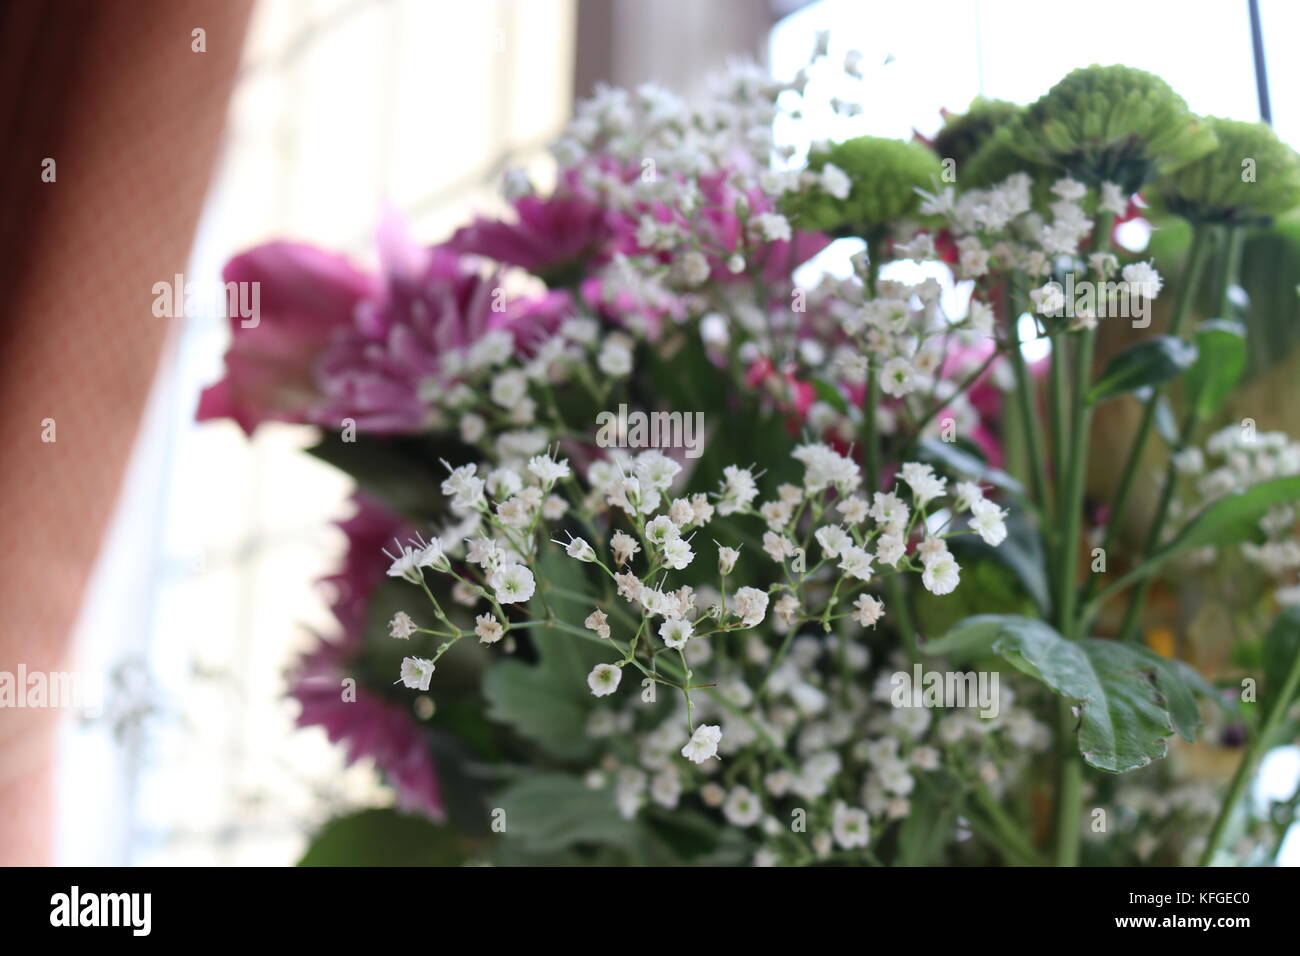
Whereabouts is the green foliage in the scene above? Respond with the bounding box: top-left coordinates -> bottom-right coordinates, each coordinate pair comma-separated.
930,98 -> 1024,169
298,808 -> 470,866
1088,336 -> 1197,404
983,64 -> 1217,191
925,615 -> 1208,772
481,551 -> 612,760
1262,605 -> 1300,721
782,135 -> 942,236
1157,475 -> 1300,560
1183,319 -> 1246,418
1154,116 -> 1300,224
492,773 -> 637,854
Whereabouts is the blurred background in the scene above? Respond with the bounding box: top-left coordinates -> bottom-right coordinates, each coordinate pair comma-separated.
2,0 -> 1295,865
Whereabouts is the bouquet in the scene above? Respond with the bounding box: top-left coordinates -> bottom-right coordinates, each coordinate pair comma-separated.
200,46 -> 1300,867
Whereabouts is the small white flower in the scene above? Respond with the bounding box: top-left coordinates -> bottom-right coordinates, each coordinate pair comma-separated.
645,514 -> 680,545
587,663 -> 623,697
662,537 -> 695,570
584,609 -> 611,640
564,535 -> 597,562
490,369 -> 528,408
874,532 -> 906,567
921,551 -> 961,595
718,545 -> 740,575
489,563 -> 536,604
682,724 -> 723,764
820,162 -> 851,200
754,212 -> 792,243
1122,260 -> 1163,299
969,498 -> 1008,546
733,587 -> 769,628
475,614 -> 504,644
1099,181 -> 1128,217
900,462 -> 947,508
597,340 -> 633,376
815,524 -> 851,558
838,545 -> 874,581
398,657 -> 435,691
389,611 -> 418,640
723,786 -> 763,827
527,453 -> 571,486
880,356 -> 917,397
953,480 -> 985,512
611,531 -> 640,566
852,593 -> 885,627
832,803 -> 871,849
1031,281 -> 1065,316
659,618 -> 693,649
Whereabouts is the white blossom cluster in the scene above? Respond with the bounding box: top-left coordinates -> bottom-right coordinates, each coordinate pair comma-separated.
1173,424 -> 1300,605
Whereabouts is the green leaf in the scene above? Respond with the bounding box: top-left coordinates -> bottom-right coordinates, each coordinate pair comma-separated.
298,808 -> 469,866
1263,605 -> 1300,719
809,376 -> 852,416
482,549 -> 612,759
1184,319 -> 1247,418
925,615 -> 1179,772
494,773 -> 635,853
895,771 -> 963,865
1156,475 -> 1300,560
915,437 -> 1024,497
1088,336 -> 1197,404
1128,647 -> 1210,742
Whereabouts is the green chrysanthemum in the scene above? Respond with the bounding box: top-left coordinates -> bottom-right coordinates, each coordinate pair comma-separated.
983,64 -> 1218,193
930,97 -> 1024,170
784,136 -> 942,237
1153,116 -> 1300,224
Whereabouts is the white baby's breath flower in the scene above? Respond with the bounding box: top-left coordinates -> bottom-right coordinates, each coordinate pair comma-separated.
718,545 -> 740,575
587,663 -> 623,697
724,786 -> 763,827
880,357 -> 917,397
733,587 -> 769,627
852,593 -> 885,628
815,524 -> 851,558
475,614 -> 504,644
398,657 -> 435,691
968,498 -> 1008,546
527,453 -> 571,485
388,611 -> 418,640
838,546 -> 874,582
820,162 -> 851,199
489,563 -> 536,604
682,724 -> 723,764
662,537 -> 695,570
921,551 -> 961,595
659,618 -> 693,649
832,803 -> 870,849
585,609 -> 611,639
874,531 -> 906,567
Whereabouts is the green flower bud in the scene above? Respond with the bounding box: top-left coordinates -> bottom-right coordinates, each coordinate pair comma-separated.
1154,116 -> 1300,224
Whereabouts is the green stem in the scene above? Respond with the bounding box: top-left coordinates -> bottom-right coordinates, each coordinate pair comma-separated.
1005,274 -> 1049,513
1084,223 -> 1213,606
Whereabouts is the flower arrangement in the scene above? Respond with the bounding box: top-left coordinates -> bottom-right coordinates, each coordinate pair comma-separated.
202,46 -> 1300,867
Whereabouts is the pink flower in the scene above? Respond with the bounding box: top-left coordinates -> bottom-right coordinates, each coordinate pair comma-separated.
287,496 -> 445,820
447,194 -> 626,283
196,243 -> 378,435
199,211 -> 565,435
